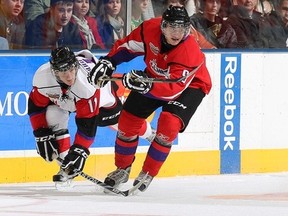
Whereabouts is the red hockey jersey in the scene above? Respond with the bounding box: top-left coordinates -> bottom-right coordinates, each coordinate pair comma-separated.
107,17 -> 212,101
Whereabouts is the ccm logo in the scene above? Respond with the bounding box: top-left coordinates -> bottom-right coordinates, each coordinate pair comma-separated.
35,134 -> 55,142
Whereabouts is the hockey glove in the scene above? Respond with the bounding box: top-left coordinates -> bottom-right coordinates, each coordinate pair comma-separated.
61,144 -> 90,178
33,128 -> 59,162
88,56 -> 115,88
122,70 -> 152,94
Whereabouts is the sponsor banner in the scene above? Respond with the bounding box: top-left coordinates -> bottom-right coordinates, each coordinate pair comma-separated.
219,53 -> 241,174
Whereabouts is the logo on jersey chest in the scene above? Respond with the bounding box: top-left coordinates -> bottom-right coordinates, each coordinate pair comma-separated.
46,93 -> 72,102
149,42 -> 159,55
149,59 -> 169,77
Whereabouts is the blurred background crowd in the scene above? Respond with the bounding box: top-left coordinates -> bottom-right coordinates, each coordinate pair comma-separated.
0,0 -> 287,50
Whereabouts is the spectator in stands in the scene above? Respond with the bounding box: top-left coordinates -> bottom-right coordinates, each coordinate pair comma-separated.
89,0 -> 99,16
186,0 -> 198,15
96,0 -> 125,48
227,0 -> 286,48
150,0 -> 166,17
254,0 -> 288,48
25,0 -> 83,49
264,0 -> 288,47
0,0 -> 25,49
256,0 -> 274,15
131,0 -> 149,30
279,0 -> 288,26
225,0 -> 267,48
279,0 -> 288,46
190,0 -> 237,48
218,0 -> 233,18
24,0 -> 50,25
71,0 -> 105,49
0,36 -> 9,49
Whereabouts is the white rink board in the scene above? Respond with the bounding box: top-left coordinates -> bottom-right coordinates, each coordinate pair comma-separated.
240,53 -> 288,149
179,51 -> 288,151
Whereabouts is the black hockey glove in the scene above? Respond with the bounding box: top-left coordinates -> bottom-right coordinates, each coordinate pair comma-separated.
122,70 -> 152,94
33,128 -> 59,162
61,144 -> 90,178
88,56 -> 115,88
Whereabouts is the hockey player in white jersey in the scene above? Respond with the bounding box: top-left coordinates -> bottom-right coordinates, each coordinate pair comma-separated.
28,46 -> 154,185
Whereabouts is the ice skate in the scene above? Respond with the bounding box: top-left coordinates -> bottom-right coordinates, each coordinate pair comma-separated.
53,169 -> 74,190
133,171 -> 153,192
104,166 -> 131,189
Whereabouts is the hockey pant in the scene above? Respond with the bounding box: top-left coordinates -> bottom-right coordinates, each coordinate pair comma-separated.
99,82 -> 154,140
46,105 -> 71,161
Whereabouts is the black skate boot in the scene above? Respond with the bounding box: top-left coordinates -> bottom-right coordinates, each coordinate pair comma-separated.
53,169 -> 74,190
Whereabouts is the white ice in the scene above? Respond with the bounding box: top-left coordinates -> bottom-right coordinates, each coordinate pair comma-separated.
0,172 -> 288,216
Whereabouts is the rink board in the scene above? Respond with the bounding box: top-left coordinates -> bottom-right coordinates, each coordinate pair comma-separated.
1,50 -> 288,183
1,149 -> 288,183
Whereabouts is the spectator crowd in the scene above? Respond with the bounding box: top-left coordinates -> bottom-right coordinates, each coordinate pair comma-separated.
0,0 -> 287,50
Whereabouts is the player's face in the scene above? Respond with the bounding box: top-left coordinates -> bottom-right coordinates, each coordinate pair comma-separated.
55,67 -> 77,86
73,0 -> 89,18
51,3 -> 74,27
162,23 -> 187,46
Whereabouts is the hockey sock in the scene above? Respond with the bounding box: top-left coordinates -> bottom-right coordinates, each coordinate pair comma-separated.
142,140 -> 171,177
115,136 -> 138,168
142,111 -> 182,176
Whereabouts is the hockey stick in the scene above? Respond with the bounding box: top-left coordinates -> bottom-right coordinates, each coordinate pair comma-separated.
100,61 -> 203,83
56,158 -> 147,196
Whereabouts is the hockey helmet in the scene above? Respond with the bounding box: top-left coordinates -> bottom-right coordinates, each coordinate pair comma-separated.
161,5 -> 190,37
50,46 -> 77,72
50,46 -> 78,84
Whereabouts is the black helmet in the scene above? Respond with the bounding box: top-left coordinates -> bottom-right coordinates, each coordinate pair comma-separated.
162,5 -> 190,27
50,46 -> 77,72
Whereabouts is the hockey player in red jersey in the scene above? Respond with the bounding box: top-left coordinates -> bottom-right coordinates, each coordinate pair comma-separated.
88,5 -> 212,192
28,46 -> 154,186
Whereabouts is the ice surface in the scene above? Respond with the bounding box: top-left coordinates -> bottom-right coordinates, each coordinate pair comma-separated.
0,172 -> 288,216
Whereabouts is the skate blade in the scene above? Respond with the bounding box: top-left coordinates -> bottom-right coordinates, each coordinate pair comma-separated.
55,180 -> 74,191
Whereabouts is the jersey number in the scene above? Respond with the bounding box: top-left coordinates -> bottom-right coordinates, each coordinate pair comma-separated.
88,98 -> 98,113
